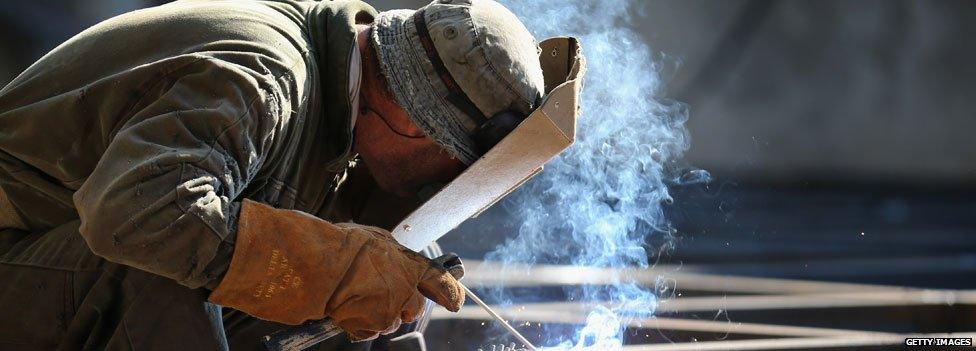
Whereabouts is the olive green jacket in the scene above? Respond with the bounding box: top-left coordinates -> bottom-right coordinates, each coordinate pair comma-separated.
0,0 -> 377,289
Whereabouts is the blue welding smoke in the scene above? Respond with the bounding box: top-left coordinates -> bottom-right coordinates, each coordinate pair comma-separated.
484,0 -> 710,349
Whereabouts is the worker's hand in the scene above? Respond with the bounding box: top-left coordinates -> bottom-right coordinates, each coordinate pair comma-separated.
328,223 -> 464,341
208,200 -> 464,342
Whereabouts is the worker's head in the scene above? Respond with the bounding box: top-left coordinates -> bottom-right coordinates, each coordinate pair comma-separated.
353,0 -> 545,196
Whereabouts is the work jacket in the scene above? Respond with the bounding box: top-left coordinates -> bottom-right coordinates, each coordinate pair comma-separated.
0,0 -> 377,290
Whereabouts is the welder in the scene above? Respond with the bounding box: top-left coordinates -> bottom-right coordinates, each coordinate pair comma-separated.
0,0 -> 546,349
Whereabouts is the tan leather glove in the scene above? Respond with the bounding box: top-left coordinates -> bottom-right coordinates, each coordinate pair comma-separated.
209,199 -> 464,341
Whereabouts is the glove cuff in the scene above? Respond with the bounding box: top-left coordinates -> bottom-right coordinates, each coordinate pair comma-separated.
209,199 -> 365,325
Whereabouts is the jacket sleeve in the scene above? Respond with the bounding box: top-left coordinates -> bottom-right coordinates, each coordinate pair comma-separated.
73,57 -> 288,289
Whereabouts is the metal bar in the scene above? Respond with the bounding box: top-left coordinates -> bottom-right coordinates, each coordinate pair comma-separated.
673,254 -> 976,279
262,319 -> 343,351
433,308 -> 896,338
642,317 -> 895,338
462,260 -> 973,295
430,291 -> 976,324
656,290 -> 976,312
454,289 -> 976,315
620,333 -> 976,351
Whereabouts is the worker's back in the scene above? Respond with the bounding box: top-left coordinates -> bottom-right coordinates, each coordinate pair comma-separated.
0,0 -> 341,231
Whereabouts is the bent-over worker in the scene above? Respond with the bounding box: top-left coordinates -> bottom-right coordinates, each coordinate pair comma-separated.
0,0 -> 545,349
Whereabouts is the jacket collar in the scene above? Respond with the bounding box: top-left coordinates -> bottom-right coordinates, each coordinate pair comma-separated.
293,0 -> 377,213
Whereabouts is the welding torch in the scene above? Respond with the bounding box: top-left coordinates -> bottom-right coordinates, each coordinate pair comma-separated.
263,254 -> 538,351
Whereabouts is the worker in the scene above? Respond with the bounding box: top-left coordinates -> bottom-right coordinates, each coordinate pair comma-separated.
0,0 -> 545,349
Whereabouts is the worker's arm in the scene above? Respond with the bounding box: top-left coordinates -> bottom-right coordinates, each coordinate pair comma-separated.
71,57 -> 464,335
72,57 -> 282,289
209,200 -> 463,339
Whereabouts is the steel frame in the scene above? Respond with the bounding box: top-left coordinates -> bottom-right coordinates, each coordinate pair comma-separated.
429,261 -> 976,350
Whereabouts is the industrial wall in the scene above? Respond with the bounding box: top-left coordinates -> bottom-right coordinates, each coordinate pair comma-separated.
377,0 -> 976,186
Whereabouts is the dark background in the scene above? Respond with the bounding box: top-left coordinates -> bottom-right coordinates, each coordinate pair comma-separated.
4,1 -> 975,187
3,0 -> 975,348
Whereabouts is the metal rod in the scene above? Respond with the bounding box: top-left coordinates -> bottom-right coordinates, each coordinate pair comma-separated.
263,318 -> 343,351
461,283 -> 539,351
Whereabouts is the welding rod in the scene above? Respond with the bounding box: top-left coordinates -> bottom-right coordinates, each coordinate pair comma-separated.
263,319 -> 343,351
461,283 -> 539,351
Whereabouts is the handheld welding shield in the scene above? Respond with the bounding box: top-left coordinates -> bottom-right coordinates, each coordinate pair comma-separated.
392,37 -> 585,250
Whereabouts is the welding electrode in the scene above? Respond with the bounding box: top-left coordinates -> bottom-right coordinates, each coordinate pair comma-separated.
461,284 -> 539,351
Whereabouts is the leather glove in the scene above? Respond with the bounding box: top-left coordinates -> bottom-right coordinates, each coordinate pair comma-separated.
209,199 -> 465,341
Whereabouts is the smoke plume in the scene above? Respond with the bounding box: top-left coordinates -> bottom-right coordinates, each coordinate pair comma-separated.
482,0 -> 708,349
